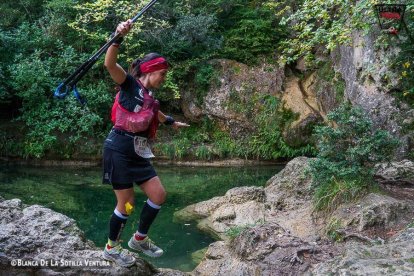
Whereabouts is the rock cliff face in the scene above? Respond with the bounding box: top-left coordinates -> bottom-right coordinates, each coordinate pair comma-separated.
181,31 -> 414,158
180,59 -> 326,146
182,59 -> 285,138
175,157 -> 414,275
0,197 -> 184,276
333,32 -> 414,159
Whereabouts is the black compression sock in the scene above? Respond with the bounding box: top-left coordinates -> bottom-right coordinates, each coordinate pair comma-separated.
137,199 -> 161,235
108,208 -> 128,245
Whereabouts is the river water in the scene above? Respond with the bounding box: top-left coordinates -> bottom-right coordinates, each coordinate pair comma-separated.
0,164 -> 283,271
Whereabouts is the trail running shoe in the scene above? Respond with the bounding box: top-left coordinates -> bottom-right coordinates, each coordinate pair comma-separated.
102,244 -> 136,267
128,235 -> 164,257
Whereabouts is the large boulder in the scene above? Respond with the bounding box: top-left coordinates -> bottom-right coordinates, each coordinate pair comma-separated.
0,198 -> 183,276
175,157 -> 414,275
202,59 -> 284,138
193,223 -> 340,276
264,157 -> 324,241
175,157 -> 324,242
175,186 -> 266,240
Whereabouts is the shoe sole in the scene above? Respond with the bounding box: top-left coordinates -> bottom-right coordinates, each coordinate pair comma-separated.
102,251 -> 136,267
128,239 -> 163,258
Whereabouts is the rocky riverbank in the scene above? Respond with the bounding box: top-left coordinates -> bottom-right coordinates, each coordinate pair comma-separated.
0,197 -> 186,276
1,157 -> 413,275
175,157 -> 414,275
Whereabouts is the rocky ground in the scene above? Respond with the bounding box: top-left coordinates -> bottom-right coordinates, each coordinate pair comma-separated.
175,157 -> 414,275
0,197 -> 186,276
1,157 -> 413,275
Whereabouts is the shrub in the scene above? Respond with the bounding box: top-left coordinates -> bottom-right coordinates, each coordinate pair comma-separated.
395,4 -> 414,107
308,103 -> 399,211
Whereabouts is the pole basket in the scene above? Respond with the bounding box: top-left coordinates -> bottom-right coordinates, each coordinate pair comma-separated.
375,4 -> 406,35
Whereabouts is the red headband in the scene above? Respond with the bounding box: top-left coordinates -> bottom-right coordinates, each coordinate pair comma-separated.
140,57 -> 169,74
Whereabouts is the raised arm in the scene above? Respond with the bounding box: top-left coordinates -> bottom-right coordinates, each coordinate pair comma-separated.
104,20 -> 132,85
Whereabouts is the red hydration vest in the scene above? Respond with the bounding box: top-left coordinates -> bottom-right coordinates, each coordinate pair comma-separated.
111,88 -> 160,139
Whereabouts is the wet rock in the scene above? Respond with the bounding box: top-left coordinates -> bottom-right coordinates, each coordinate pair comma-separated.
175,157 -> 414,275
265,156 -> 313,203
193,240 -> 256,276
330,159 -> 414,234
0,199 -> 178,275
226,186 -> 266,204
179,157 -> 414,275
174,196 -> 226,222
191,247 -> 208,265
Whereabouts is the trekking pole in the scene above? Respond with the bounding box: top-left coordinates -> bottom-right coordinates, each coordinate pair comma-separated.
54,0 -> 159,104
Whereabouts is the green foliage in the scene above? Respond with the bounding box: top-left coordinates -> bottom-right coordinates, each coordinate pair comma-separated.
326,218 -> 343,242
195,144 -> 212,160
0,128 -> 25,157
157,70 -> 181,100
0,0 -> 45,29
313,173 -> 370,211
156,95 -> 315,161
315,61 -> 346,103
219,3 -> 285,64
225,222 -> 264,241
308,103 -> 400,211
148,14 -> 220,61
249,95 -> 315,159
0,0 -> 340,160
278,0 -> 375,67
225,224 -> 252,240
211,130 -> 240,159
394,4 -> 414,107
154,137 -> 192,160
5,22 -> 109,157
193,63 -> 218,104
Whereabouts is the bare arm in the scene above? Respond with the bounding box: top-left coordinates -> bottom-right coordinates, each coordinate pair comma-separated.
104,46 -> 127,84
158,110 -> 167,123
104,20 -> 132,85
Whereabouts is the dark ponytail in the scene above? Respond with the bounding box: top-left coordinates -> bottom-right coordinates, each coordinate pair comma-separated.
129,53 -> 165,79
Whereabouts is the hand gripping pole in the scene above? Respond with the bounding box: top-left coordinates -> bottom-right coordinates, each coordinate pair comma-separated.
54,0 -> 158,104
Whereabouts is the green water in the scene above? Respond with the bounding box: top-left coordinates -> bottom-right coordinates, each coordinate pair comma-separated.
0,164 -> 283,271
